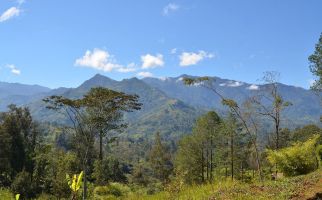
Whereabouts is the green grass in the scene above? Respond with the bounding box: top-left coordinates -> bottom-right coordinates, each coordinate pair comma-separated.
0,188 -> 15,200
126,169 -> 322,200
1,169 -> 321,200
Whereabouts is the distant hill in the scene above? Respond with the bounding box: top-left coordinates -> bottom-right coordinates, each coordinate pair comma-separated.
142,75 -> 321,127
0,82 -> 51,110
0,74 -> 320,139
26,74 -> 201,139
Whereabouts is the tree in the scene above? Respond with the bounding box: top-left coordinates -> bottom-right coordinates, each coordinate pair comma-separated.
83,87 -> 141,161
291,124 -> 321,143
175,134 -> 204,184
193,111 -> 221,181
43,88 -> 141,199
184,77 -> 264,181
250,71 -> 292,152
148,132 -> 173,183
43,95 -> 95,200
0,105 -> 39,185
175,111 -> 222,184
309,33 -> 322,92
221,113 -> 239,180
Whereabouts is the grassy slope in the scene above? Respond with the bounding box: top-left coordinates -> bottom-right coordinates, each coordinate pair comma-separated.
127,169 -> 322,200
1,170 -> 320,199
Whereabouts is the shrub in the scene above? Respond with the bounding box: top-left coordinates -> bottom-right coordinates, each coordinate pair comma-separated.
11,171 -> 34,199
93,183 -> 131,199
267,135 -> 320,176
0,188 -> 13,199
317,145 -> 322,161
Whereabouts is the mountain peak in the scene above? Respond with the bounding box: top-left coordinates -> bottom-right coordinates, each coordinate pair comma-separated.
77,74 -> 117,90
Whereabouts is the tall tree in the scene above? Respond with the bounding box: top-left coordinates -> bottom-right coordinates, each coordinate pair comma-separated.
184,77 -> 264,181
250,71 -> 292,151
309,33 -> 322,92
43,95 -> 94,200
82,87 -> 141,161
148,132 -> 173,183
43,88 -> 141,199
175,111 -> 221,184
0,105 -> 38,179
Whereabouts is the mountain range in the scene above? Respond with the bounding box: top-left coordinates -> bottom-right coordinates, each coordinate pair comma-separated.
0,74 -> 320,139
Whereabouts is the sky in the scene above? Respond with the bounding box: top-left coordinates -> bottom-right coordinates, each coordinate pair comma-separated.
0,0 -> 321,89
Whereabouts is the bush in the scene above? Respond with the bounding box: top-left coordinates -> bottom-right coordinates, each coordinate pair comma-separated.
11,171 -> 34,199
317,145 -> 322,161
0,188 -> 13,199
93,183 -> 131,199
267,135 -> 320,176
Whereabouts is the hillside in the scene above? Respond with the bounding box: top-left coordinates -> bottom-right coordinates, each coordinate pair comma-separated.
26,74 -> 201,138
0,74 -> 320,139
127,169 -> 322,200
143,75 -> 321,126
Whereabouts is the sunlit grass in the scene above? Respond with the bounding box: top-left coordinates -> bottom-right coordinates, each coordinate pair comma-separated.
126,169 -> 322,200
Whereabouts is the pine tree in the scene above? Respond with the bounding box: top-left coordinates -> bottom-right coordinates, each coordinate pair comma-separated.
149,132 -> 173,183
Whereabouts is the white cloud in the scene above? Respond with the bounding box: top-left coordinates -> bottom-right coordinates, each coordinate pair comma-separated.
75,48 -> 128,72
176,77 -> 184,82
141,54 -> 164,69
137,71 -> 154,78
7,64 -> 21,75
179,51 -> 214,66
117,63 -> 137,73
308,79 -> 316,87
0,7 -> 20,22
193,82 -> 203,87
17,0 -> 25,5
170,48 -> 177,54
247,84 -> 259,90
163,3 -> 179,15
220,81 -> 244,87
159,77 -> 170,81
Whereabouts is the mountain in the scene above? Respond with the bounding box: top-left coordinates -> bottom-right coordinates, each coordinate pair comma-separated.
0,74 -> 320,139
27,74 -> 201,139
142,75 -> 321,126
0,82 -> 51,110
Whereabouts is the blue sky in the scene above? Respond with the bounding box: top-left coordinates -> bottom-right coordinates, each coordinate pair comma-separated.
0,0 -> 321,89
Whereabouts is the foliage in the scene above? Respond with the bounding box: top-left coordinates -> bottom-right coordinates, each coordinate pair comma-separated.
175,111 -> 222,184
148,132 -> 173,182
11,171 -> 33,199
128,169 -> 322,200
66,171 -> 83,200
291,124 -> 321,143
317,145 -> 322,160
93,183 -> 131,199
0,188 -> 13,200
309,33 -> 322,91
267,135 -> 320,176
66,171 -> 83,193
83,87 -> 141,160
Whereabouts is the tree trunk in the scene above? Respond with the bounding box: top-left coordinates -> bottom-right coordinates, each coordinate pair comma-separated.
99,131 -> 103,161
225,167 -> 228,178
83,166 -> 87,200
201,147 -> 204,182
231,131 -> 234,181
241,162 -> 244,182
206,148 -> 209,181
210,139 -> 213,181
